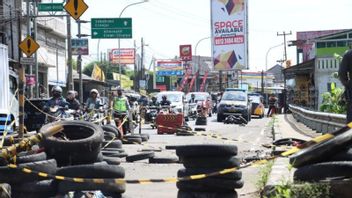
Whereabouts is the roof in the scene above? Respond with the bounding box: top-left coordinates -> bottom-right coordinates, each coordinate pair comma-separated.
283,59 -> 315,78
72,70 -> 106,85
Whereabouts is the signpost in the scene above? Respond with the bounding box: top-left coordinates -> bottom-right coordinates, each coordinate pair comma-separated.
64,0 -> 88,20
38,3 -> 63,12
19,36 -> 40,57
20,57 -> 35,65
72,38 -> 89,55
91,18 -> 132,39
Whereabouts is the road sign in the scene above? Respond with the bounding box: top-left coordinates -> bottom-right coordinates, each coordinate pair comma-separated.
38,3 -> 64,12
91,18 -> 132,39
64,0 -> 88,20
20,57 -> 35,65
19,36 -> 40,57
72,38 -> 89,55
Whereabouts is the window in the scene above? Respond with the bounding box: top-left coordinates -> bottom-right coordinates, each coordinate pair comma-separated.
327,41 -> 336,48
317,42 -> 326,48
330,60 -> 333,69
337,41 -> 347,47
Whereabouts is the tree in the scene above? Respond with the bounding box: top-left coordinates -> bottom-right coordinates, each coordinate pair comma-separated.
320,85 -> 346,114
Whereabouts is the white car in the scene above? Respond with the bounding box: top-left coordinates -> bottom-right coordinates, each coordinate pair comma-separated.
156,91 -> 187,115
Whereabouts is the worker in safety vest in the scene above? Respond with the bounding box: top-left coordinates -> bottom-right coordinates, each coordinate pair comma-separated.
112,87 -> 130,133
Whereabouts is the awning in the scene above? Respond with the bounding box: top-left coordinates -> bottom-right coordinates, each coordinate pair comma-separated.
284,59 -> 315,79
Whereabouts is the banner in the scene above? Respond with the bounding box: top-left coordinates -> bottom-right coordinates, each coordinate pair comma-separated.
188,70 -> 199,92
91,64 -> 105,81
156,60 -> 183,76
211,0 -> 248,70
200,71 -> 209,92
108,48 -> 135,64
178,70 -> 191,91
112,72 -> 133,89
179,45 -> 192,61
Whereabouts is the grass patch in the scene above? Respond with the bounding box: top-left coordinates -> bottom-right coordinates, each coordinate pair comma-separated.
268,181 -> 330,198
256,160 -> 274,192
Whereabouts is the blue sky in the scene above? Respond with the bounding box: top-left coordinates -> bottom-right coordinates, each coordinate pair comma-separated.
72,0 -> 352,71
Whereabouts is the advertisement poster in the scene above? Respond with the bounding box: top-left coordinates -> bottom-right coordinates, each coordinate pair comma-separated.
179,45 -> 192,61
72,38 -> 89,55
108,48 -> 135,64
211,0 -> 248,70
156,60 -> 183,76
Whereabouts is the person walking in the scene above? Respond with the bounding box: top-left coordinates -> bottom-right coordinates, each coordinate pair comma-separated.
267,94 -> 277,117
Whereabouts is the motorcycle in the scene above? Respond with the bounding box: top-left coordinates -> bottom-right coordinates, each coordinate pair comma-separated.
187,103 -> 198,120
45,105 -> 75,123
146,106 -> 159,129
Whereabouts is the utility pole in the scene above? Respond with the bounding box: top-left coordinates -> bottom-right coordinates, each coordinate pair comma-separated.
33,1 -> 39,97
133,40 -> 137,91
219,70 -> 222,91
26,0 -> 33,98
77,20 -> 83,103
66,5 -> 73,91
277,31 -> 292,61
16,0 -> 24,137
261,70 -> 264,95
140,37 -> 144,89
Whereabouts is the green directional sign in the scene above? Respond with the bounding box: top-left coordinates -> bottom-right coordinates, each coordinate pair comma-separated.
91,18 -> 132,39
38,3 -> 64,12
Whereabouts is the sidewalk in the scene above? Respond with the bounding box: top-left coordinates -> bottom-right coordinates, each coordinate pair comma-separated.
274,114 -> 320,141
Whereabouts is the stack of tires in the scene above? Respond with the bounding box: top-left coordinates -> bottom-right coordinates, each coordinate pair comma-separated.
102,125 -> 128,164
290,129 -> 352,197
175,144 -> 243,198
39,120 -> 126,197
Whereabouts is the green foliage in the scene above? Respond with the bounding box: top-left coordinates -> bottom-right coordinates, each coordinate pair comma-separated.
270,182 -> 330,198
319,87 -> 346,114
82,61 -> 133,80
256,161 -> 274,192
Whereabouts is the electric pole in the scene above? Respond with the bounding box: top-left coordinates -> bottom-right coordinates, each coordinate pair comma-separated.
277,31 -> 292,61
66,7 -> 73,90
133,40 -> 137,91
140,37 -> 144,89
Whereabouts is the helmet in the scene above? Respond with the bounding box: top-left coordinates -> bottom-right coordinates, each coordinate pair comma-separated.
191,93 -> 195,98
90,89 -> 99,94
67,90 -> 75,95
116,86 -> 123,91
162,95 -> 167,100
51,86 -> 62,93
152,96 -> 157,100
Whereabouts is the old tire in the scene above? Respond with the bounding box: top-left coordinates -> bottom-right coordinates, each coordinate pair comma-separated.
102,125 -> 122,139
11,180 -> 57,197
294,161 -> 352,182
103,156 -> 121,165
273,138 -> 306,146
103,140 -> 123,149
0,159 -> 57,184
139,133 -> 150,141
177,178 -> 244,192
178,168 -> 242,180
40,120 -> 104,166
176,132 -> 194,136
176,144 -> 238,158
104,131 -> 117,141
177,190 -> 238,198
102,150 -> 128,158
180,156 -> 240,169
56,163 -> 125,193
289,129 -> 352,167
126,152 -> 155,162
16,151 -> 47,163
149,156 -> 179,164
328,147 -> 352,161
122,137 -> 142,144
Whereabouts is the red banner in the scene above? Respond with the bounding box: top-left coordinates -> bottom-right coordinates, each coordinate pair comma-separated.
199,71 -> 208,92
178,70 -> 191,91
188,71 -> 198,93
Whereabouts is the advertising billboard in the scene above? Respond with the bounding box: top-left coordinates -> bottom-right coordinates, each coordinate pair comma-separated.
72,38 -> 89,55
211,0 -> 248,70
108,48 -> 135,64
156,60 -> 183,76
179,45 -> 192,61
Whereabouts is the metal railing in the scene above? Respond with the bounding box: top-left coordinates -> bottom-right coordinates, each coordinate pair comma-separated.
289,104 -> 346,134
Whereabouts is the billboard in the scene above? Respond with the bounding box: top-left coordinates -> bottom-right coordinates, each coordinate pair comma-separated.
72,38 -> 89,55
156,60 -> 183,76
211,0 -> 248,70
108,48 -> 135,64
179,45 -> 192,61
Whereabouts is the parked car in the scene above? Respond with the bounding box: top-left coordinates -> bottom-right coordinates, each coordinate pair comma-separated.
156,91 -> 187,115
217,91 -> 251,123
185,92 -> 212,118
248,94 -> 265,118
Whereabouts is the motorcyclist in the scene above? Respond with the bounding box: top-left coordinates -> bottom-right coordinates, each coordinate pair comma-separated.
112,87 -> 131,133
44,86 -> 68,111
66,90 -> 80,111
160,95 -> 171,106
85,89 -> 102,111
149,96 -> 159,107
189,93 -> 196,103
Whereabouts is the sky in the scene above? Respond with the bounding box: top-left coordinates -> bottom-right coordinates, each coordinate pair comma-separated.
70,0 -> 352,71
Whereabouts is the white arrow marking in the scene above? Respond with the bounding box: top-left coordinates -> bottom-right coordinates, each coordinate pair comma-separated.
93,32 -> 98,35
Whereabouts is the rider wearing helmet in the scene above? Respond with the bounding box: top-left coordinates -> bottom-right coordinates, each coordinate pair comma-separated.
160,95 -> 171,106
66,90 -> 80,110
44,86 -> 68,111
86,89 -> 102,111
149,96 -> 159,106
189,93 -> 196,103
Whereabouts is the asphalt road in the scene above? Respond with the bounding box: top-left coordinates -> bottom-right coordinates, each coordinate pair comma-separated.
121,114 -> 273,198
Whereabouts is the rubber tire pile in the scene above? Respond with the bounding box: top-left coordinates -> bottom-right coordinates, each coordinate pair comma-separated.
289,128 -> 352,184
1,120 -> 126,197
175,144 -> 243,198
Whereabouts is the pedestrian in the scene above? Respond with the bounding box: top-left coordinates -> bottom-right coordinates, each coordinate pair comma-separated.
267,94 -> 277,117
338,49 -> 352,123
